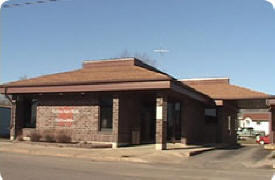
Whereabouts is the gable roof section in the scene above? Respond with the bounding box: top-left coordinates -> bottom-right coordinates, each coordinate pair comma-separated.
0,58 -> 212,103
242,112 -> 271,121
4,58 -> 173,87
181,78 -> 271,100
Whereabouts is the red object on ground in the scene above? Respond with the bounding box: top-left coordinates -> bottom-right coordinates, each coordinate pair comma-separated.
256,135 -> 270,144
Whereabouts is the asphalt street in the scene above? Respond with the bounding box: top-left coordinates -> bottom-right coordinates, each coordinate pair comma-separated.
0,145 -> 274,180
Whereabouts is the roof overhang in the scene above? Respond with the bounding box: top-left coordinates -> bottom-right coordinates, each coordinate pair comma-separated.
214,98 -> 270,109
0,80 -> 212,104
266,99 -> 275,106
0,81 -> 171,94
0,106 -> 11,109
170,81 -> 212,104
212,97 -> 271,100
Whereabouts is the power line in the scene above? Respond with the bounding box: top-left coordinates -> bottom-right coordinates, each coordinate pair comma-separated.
2,0 -> 69,8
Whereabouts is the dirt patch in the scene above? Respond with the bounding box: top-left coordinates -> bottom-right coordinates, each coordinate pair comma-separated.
12,140 -> 112,149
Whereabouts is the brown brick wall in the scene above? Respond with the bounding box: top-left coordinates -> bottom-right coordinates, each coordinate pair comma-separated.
13,93 -> 157,146
117,93 -> 157,145
10,101 -> 16,139
117,95 -> 139,144
14,96 -> 26,138
216,101 -> 237,145
155,96 -> 167,149
112,97 -> 119,144
13,92 -> 227,146
181,98 -> 205,144
270,106 -> 275,143
35,94 -> 113,143
203,124 -> 217,143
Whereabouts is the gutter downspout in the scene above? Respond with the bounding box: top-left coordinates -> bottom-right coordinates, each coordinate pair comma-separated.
4,87 -> 15,139
4,87 -> 13,104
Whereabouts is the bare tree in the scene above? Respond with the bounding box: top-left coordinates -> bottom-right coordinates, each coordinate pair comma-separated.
117,50 -> 157,67
133,52 -> 156,67
19,75 -> 28,80
119,49 -> 131,58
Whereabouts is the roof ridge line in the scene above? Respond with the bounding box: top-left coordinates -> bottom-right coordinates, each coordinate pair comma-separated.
180,77 -> 229,81
83,57 -> 135,64
230,84 -> 270,96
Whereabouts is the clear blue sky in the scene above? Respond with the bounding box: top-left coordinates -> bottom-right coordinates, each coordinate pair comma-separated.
1,0 -> 275,94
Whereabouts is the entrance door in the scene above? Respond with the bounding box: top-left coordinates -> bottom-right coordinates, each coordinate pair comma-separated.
167,102 -> 181,142
140,100 -> 156,144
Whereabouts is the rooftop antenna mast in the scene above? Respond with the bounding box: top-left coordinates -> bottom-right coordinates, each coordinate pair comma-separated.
153,47 -> 169,56
152,44 -> 169,71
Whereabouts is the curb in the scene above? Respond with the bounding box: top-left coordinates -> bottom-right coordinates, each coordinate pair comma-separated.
188,147 -> 215,156
0,141 -> 217,164
0,148 -> 147,163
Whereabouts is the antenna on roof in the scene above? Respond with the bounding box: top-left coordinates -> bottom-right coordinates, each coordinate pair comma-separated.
153,47 -> 169,56
152,45 -> 169,72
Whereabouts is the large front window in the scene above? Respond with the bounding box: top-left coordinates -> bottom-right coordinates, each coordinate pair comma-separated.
167,102 -> 181,141
99,98 -> 113,131
205,108 -> 217,124
24,99 -> 38,128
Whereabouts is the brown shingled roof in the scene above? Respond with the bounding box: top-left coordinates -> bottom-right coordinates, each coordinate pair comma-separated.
181,78 -> 271,100
3,58 -> 173,87
242,112 -> 271,121
0,58 -> 213,103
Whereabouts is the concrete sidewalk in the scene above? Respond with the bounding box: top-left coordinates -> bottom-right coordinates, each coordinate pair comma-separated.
0,141 -> 215,164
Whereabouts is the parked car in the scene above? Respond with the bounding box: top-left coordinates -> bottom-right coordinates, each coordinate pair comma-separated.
256,135 -> 270,145
237,127 -> 265,140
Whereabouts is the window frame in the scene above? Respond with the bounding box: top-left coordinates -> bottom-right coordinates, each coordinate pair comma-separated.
24,99 -> 38,128
99,97 -> 113,132
204,108 -> 217,124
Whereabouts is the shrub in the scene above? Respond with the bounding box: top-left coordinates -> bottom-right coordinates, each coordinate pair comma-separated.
92,144 -> 112,148
44,134 -> 56,143
30,131 -> 41,142
16,135 -> 24,141
56,130 -> 71,143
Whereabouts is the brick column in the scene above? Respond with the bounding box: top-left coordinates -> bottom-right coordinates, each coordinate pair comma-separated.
112,96 -> 119,149
216,106 -> 224,143
181,99 -> 187,144
10,100 -> 16,140
270,106 -> 275,144
156,96 -> 167,150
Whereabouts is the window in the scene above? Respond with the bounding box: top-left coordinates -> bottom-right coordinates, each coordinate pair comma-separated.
205,108 -> 217,124
99,98 -> 113,131
257,121 -> 261,125
24,99 -> 38,128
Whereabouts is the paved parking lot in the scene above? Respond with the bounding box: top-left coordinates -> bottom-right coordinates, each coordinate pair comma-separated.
0,145 -> 274,180
181,145 -> 273,169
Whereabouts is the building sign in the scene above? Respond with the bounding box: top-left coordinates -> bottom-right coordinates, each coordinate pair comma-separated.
52,107 -> 79,127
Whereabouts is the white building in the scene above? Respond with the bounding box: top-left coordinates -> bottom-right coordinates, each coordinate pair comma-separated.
239,112 -> 270,135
